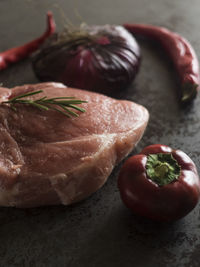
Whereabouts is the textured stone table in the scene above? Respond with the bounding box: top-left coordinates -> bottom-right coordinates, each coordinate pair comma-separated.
0,0 -> 200,266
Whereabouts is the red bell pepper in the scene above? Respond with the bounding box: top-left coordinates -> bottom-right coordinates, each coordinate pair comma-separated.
118,144 -> 200,222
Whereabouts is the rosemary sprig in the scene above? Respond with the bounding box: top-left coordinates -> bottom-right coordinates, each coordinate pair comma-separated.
3,90 -> 87,117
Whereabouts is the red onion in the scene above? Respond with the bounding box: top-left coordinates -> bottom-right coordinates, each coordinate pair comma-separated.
32,24 -> 140,93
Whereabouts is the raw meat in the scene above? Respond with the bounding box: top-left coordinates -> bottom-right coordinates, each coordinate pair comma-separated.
0,82 -> 149,207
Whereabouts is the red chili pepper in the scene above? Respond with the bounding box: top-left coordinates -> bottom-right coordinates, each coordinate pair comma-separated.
118,144 -> 200,222
124,24 -> 200,104
0,11 -> 56,71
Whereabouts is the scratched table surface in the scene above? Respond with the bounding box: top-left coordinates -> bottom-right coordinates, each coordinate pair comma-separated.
0,0 -> 200,266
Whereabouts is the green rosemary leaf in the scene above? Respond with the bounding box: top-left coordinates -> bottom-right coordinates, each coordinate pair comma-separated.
11,106 -> 17,111
46,99 -> 87,105
68,104 -> 86,112
37,96 -> 48,101
49,106 -> 72,118
47,96 -> 76,101
60,104 -> 79,117
8,90 -> 43,102
30,102 -> 49,111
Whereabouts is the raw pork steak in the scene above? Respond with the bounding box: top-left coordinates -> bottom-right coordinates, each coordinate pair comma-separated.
0,82 -> 149,207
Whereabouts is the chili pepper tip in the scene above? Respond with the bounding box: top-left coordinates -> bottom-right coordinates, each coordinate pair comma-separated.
46,11 -> 56,35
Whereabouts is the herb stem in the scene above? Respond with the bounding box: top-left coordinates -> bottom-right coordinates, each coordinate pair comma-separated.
3,90 -> 87,117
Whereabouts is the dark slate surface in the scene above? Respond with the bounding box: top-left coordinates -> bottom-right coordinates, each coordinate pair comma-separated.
0,0 -> 200,266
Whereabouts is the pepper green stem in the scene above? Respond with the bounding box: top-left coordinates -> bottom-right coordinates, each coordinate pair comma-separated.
146,153 -> 181,186
181,82 -> 198,104
154,163 -> 169,179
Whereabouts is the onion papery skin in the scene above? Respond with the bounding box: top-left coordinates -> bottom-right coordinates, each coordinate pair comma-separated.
32,24 -> 140,93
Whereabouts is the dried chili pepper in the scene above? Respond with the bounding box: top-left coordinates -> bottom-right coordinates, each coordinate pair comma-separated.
0,11 -> 56,71
118,144 -> 200,222
124,23 -> 200,104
